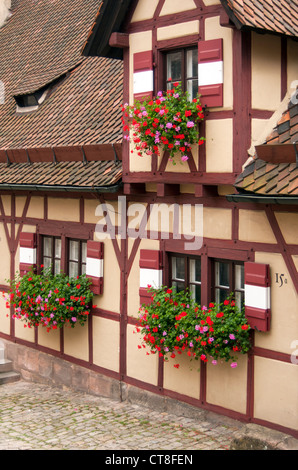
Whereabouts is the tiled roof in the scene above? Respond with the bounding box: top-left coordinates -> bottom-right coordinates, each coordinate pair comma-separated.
0,0 -> 124,190
0,0 -> 123,150
0,159 -> 122,190
222,0 -> 298,37
235,99 -> 298,196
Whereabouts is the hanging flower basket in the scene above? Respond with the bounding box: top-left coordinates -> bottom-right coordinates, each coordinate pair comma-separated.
4,267 -> 94,332
135,286 -> 252,368
122,81 -> 205,164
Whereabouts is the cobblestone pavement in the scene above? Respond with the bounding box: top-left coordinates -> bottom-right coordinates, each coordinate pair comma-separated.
0,380 -> 245,451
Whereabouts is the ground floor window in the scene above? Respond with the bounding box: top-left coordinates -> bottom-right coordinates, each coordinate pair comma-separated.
169,254 -> 244,308
42,236 -> 87,278
170,255 -> 201,304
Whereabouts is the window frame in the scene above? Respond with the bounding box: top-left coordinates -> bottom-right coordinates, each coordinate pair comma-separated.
163,46 -> 198,100
169,253 -> 202,304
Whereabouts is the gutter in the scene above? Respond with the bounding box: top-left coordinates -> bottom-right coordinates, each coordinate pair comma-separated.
0,182 -> 123,194
226,193 -> 298,205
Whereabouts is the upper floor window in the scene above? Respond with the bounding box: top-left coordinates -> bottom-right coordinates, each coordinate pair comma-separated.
165,48 -> 198,101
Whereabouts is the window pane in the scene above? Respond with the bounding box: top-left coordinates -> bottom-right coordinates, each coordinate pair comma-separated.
43,237 -> 52,257
54,259 -> 61,275
216,261 -> 230,287
173,280 -> 185,293
43,257 -> 51,270
187,78 -> 198,101
69,240 -> 79,261
82,242 -> 87,264
172,257 -> 185,281
235,264 -> 244,290
235,290 -> 244,310
189,258 -> 201,283
69,261 -> 78,278
215,287 -> 229,304
190,283 -> 201,304
186,49 -> 198,79
167,51 -> 182,82
55,238 -> 61,259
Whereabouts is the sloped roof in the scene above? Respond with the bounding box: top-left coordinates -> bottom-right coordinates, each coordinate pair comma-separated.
235,99 -> 298,196
0,0 -> 123,191
0,159 -> 122,191
222,0 -> 298,37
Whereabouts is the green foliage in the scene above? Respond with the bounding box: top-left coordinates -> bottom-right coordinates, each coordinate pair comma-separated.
122,81 -> 205,164
136,286 -> 251,368
5,267 -> 94,331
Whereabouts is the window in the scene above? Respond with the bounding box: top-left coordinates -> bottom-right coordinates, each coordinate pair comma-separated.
213,260 -> 244,309
68,239 -> 87,278
170,255 -> 201,304
168,254 -> 245,310
165,48 -> 198,100
42,236 -> 61,274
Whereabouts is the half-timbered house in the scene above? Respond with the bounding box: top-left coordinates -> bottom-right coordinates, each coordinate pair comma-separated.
0,0 -> 297,438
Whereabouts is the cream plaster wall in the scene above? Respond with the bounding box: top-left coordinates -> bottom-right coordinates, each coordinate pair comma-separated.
131,0 -> 159,22
14,317 -> 34,342
127,237 -> 161,319
93,237 -> 121,314
1,195 -> 11,216
92,316 -> 120,372
254,252 -> 298,355
204,16 -> 234,110
205,119 -> 233,173
157,21 -> 199,42
26,197 -> 44,219
163,353 -> 200,399
48,197 -> 80,222
38,326 -> 60,351
239,210 -> 277,244
0,295 -> 10,335
160,0 -> 197,16
203,207 -> 232,240
274,212 -> 298,245
287,38 -> 298,94
126,323 -> 159,384
63,322 -> 89,362
206,354 -> 248,414
0,223 -> 10,284
251,33 -> 281,111
254,357 -> 298,430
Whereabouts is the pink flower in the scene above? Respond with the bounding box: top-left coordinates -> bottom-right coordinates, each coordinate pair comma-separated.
231,362 -> 237,368
181,155 -> 188,162
71,317 -> 77,322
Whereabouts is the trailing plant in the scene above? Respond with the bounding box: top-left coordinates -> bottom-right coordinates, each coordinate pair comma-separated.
122,81 -> 205,164
135,286 -> 251,368
4,266 -> 94,332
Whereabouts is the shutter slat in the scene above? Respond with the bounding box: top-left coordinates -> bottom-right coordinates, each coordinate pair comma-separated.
139,249 -> 163,305
86,241 -> 104,295
133,51 -> 154,102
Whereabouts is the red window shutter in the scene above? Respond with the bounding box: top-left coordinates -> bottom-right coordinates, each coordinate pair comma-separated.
244,262 -> 271,332
198,39 -> 223,108
19,232 -> 37,276
86,241 -> 104,295
133,51 -> 154,102
139,249 -> 163,305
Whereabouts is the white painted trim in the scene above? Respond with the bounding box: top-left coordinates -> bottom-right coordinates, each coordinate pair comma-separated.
140,268 -> 162,289
19,247 -> 36,264
245,284 -> 270,310
86,258 -> 103,278
133,70 -> 154,94
198,61 -> 223,86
